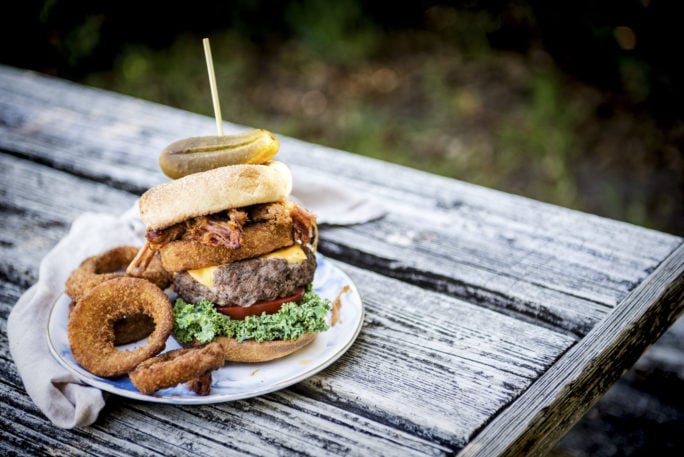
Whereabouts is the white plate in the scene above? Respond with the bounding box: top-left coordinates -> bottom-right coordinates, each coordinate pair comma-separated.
47,254 -> 363,404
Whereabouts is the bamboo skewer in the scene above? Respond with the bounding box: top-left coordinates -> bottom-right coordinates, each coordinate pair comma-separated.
203,37 -> 224,136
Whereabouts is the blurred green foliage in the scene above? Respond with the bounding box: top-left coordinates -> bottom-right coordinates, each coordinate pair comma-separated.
2,0 -> 682,234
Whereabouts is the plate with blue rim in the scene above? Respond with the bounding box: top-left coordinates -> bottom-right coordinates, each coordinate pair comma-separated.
47,253 -> 363,404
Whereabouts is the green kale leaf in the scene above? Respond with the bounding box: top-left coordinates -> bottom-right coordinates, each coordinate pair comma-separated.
173,286 -> 331,344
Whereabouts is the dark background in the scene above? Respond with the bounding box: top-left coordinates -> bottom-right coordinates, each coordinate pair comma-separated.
4,1 -> 684,108
2,2 -> 683,455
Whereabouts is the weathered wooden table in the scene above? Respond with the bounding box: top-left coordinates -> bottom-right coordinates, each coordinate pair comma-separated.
1,64 -> 682,456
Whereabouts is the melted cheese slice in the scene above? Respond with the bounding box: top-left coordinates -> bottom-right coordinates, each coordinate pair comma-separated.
187,265 -> 216,289
187,244 -> 307,289
262,244 -> 307,263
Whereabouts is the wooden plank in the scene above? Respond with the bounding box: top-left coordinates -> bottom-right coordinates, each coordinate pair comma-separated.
0,152 -> 136,286
295,262 -> 576,449
108,391 -> 452,457
285,159 -> 679,306
318,220 -> 610,336
0,65 -> 210,193
281,144 -> 679,266
0,386 -> 154,457
459,242 -> 684,457
0,281 -> 26,379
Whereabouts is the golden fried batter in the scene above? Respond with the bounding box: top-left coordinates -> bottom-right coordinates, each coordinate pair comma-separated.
186,372 -> 213,396
129,343 -> 224,395
67,277 -> 173,378
159,214 -> 295,272
65,245 -> 170,302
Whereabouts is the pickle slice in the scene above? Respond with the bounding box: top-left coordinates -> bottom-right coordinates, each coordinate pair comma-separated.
160,129 -> 279,178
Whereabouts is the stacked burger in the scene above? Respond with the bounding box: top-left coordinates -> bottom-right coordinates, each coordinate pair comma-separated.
128,159 -> 330,363
64,129 -> 331,395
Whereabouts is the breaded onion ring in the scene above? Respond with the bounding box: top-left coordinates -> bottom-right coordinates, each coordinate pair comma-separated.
129,342 -> 224,395
67,277 -> 173,378
186,372 -> 213,396
65,245 -> 170,303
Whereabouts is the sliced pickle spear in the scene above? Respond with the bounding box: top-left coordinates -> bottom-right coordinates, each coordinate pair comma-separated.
160,129 -> 279,178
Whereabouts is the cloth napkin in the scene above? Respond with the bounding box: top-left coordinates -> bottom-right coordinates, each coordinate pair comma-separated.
291,169 -> 386,226
7,185 -> 385,428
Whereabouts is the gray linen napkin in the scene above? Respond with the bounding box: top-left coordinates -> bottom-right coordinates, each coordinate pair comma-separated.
7,188 -> 384,428
7,206 -> 145,428
292,170 -> 386,226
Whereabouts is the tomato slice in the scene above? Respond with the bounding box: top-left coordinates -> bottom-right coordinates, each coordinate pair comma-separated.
216,288 -> 305,320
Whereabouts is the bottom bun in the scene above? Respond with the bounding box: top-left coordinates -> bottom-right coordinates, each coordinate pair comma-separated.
209,333 -> 317,363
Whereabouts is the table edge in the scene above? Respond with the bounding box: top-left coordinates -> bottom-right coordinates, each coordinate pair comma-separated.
459,240 -> 684,457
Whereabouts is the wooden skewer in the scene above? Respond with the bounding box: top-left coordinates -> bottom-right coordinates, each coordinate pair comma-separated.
203,37 -> 224,136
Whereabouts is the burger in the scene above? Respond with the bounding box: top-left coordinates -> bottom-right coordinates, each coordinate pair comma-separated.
127,161 -> 330,362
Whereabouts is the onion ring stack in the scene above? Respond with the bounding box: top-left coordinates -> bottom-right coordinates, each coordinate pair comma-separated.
65,245 -> 171,345
64,246 -> 229,395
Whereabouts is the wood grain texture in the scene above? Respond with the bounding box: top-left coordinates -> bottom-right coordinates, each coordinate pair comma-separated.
459,243 -> 684,457
297,262 -> 575,449
0,152 -> 136,286
1,65 -> 683,456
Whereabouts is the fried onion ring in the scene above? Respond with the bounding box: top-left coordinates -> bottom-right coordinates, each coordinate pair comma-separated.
67,277 -> 173,378
186,372 -> 213,396
65,245 -> 170,303
129,343 -> 224,395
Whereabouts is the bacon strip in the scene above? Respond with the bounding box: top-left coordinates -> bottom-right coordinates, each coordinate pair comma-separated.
290,203 -> 318,249
146,224 -> 184,244
126,241 -> 156,276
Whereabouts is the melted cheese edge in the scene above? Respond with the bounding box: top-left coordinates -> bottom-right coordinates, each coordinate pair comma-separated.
187,244 -> 307,289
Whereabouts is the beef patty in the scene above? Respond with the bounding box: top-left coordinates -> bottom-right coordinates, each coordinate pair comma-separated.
174,245 -> 317,307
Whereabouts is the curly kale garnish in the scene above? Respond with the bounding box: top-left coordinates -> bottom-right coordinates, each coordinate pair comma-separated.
173,286 -> 330,344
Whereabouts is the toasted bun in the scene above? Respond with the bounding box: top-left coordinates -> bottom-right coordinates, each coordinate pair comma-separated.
140,161 -> 293,231
210,333 -> 317,362
158,211 -> 295,272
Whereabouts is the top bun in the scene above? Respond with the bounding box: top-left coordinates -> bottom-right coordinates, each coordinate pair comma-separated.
139,161 -> 293,230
